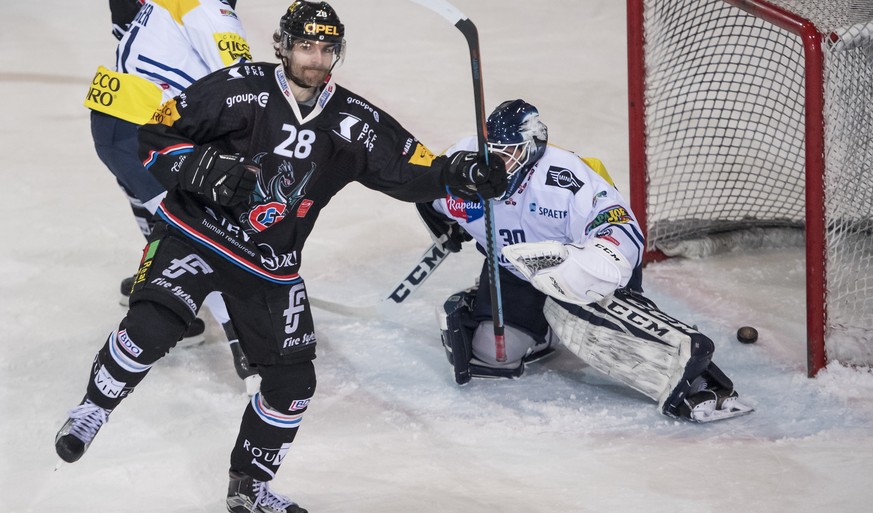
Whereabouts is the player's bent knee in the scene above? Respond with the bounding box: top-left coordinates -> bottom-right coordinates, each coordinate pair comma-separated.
258,360 -> 316,412
439,289 -> 478,384
122,300 -> 189,357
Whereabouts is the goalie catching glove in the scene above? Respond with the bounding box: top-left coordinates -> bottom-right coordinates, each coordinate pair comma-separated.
179,145 -> 258,207
443,150 -> 508,201
502,238 -> 633,305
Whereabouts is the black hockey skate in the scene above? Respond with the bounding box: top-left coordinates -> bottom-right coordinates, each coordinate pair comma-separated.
55,398 -> 111,463
227,470 -> 307,513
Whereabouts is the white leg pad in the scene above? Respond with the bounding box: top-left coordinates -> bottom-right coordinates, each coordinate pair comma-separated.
543,294 -> 695,410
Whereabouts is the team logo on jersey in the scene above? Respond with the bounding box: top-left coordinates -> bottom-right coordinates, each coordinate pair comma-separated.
445,196 -> 484,222
585,205 -> 634,234
335,112 -> 377,150
245,161 -> 316,234
334,114 -> 360,141
214,32 -> 252,66
545,166 -> 584,193
248,202 -> 288,232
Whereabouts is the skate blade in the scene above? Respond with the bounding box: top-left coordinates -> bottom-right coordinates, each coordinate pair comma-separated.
690,402 -> 754,423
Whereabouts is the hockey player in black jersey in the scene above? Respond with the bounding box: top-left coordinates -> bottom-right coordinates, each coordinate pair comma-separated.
55,2 -> 507,512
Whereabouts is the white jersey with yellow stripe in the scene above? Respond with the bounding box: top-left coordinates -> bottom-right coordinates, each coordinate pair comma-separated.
115,0 -> 251,102
84,0 -> 251,125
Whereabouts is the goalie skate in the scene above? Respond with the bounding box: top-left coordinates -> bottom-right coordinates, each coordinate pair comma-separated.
677,389 -> 754,423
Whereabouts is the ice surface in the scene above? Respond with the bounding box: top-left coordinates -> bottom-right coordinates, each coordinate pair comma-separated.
2,1 -> 872,512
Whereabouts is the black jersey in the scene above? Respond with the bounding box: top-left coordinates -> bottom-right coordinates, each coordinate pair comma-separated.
139,62 -> 447,283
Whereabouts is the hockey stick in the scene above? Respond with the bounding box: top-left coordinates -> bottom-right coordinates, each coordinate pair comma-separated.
409,0 -> 507,361
309,243 -> 449,318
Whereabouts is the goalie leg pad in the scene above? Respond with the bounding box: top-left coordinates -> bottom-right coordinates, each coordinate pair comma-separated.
439,289 -> 479,385
543,289 -> 714,414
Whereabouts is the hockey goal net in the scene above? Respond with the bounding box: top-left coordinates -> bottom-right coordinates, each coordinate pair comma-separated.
627,0 -> 873,376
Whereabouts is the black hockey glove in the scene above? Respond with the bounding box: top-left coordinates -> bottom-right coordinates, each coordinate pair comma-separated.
416,202 -> 472,253
443,151 -> 508,201
179,145 -> 258,207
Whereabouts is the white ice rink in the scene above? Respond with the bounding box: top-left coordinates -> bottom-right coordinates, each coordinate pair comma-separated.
2,1 -> 873,512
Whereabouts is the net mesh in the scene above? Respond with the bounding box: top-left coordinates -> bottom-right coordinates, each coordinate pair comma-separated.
640,0 -> 873,364
515,254 -> 566,274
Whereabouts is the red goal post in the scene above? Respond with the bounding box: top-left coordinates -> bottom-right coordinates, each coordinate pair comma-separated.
626,0 -> 873,377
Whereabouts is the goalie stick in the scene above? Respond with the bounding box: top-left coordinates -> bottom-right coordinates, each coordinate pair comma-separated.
308,243 -> 449,318
409,0 -> 507,362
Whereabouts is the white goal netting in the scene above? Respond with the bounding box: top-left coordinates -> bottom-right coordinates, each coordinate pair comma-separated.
636,0 -> 873,367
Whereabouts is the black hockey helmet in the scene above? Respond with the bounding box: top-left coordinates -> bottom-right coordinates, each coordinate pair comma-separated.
486,99 -> 549,199
110,0 -> 144,40
276,1 -> 345,47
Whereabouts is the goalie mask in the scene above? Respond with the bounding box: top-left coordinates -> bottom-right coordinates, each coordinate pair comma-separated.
274,1 -> 347,86
486,99 -> 548,200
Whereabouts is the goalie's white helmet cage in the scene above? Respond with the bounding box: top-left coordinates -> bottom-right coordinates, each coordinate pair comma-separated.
627,0 -> 873,377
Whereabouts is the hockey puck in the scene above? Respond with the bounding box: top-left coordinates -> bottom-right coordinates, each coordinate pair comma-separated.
737,326 -> 758,344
